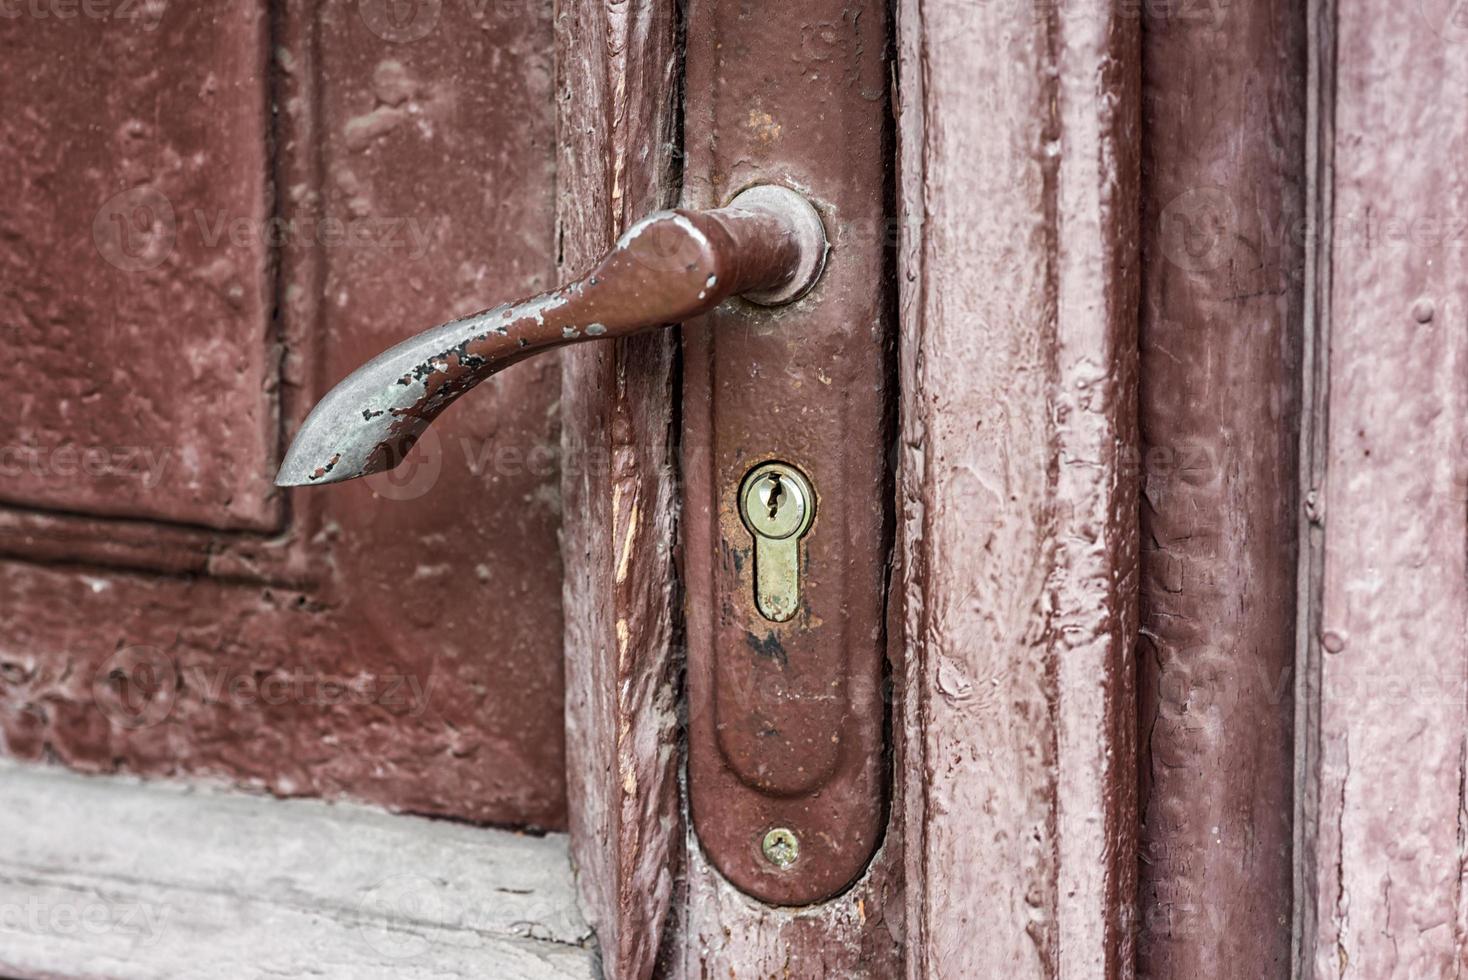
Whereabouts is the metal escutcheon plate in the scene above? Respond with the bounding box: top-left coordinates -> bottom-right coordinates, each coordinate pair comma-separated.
680,0 -> 893,908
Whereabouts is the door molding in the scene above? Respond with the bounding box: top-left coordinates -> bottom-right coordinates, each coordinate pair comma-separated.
895,1 -> 1142,976
1293,0 -> 1468,974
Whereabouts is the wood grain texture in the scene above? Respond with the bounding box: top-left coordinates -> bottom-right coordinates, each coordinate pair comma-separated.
672,853 -> 903,978
895,1 -> 1141,976
1298,0 -> 1468,975
1136,3 -> 1305,976
0,760 -> 594,979
555,2 -> 683,977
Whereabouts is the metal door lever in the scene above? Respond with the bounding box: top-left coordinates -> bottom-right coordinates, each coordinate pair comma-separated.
275,185 -> 825,488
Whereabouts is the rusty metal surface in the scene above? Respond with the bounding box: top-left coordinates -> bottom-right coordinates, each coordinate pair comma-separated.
1299,1 -> 1468,975
0,0 -> 571,829
1136,3 -> 1305,977
278,192 -> 820,487
680,0 -> 893,909
894,1 -> 1141,977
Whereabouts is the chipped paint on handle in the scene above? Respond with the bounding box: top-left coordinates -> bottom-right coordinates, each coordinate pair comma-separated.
276,190 -> 824,488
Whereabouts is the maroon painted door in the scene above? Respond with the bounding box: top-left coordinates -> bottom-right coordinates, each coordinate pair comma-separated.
0,2 -> 568,829
5,2 -> 1461,978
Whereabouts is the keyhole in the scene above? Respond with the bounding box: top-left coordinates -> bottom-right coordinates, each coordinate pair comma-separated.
737,461 -> 815,623
765,475 -> 784,521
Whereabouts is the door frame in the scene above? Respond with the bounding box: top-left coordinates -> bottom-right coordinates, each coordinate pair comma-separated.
558,1 -> 1143,976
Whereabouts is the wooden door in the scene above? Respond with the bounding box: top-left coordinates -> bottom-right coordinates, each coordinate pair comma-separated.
0,2 -> 568,829
4,1 -> 1463,978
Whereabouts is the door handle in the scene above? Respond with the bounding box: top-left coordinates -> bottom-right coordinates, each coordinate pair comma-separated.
277,171 -> 883,909
274,185 -> 826,487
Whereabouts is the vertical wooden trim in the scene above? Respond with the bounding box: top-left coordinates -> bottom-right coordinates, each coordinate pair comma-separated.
1136,2 -> 1306,976
1053,8 -> 1143,975
1293,0 -> 1336,969
895,2 -> 1141,976
1298,0 -> 1468,975
556,2 -> 682,977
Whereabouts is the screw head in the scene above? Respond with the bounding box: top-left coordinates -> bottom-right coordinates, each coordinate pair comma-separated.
739,463 -> 814,540
761,827 -> 800,869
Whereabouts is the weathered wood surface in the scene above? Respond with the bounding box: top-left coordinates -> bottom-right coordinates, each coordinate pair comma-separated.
0,760 -> 594,979
1297,0 -> 1468,975
1136,3 -> 1305,976
895,1 -> 1141,976
0,0 -> 570,830
555,1 -> 683,977
0,0 -> 278,529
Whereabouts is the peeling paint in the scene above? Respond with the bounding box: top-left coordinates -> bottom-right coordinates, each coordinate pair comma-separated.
277,202 -> 810,488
